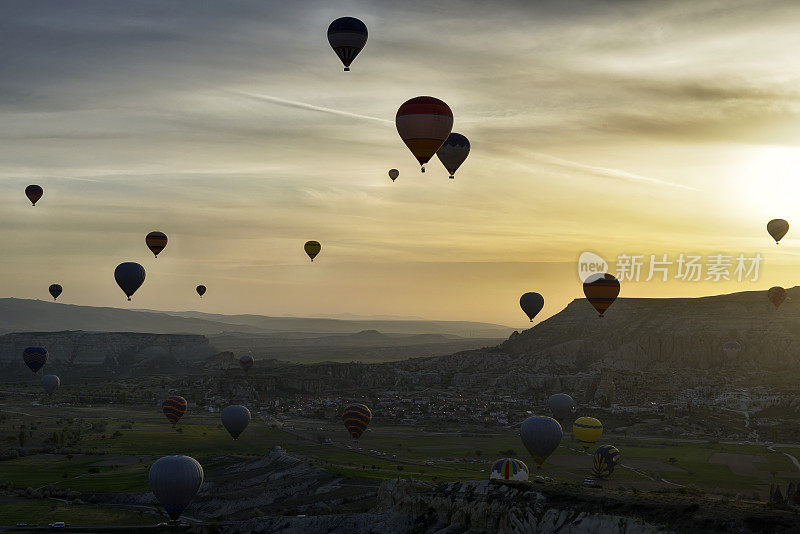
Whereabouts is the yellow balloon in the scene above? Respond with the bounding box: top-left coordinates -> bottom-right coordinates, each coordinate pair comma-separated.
573,416 -> 603,450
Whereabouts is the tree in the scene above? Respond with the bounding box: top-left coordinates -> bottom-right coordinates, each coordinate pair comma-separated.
668,457 -> 678,465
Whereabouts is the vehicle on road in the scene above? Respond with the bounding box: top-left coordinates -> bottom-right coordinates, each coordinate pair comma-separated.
49,522 -> 67,528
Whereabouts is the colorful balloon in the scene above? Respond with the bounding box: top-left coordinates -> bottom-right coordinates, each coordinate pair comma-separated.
114,262 -> 146,301
327,17 -> 368,71
723,340 -> 742,358
239,354 -> 254,372
519,292 -> 544,322
48,284 -> 62,301
23,347 -> 48,374
436,132 -> 470,179
146,231 -> 168,258
769,286 -> 786,308
305,241 -> 321,261
592,445 -> 620,480
767,219 -> 789,244
490,458 -> 529,481
519,416 -> 562,468
42,374 -> 60,396
583,273 -> 620,317
342,404 -> 372,440
388,169 -> 399,182
547,393 -> 575,420
25,185 -> 43,206
573,417 -> 603,450
162,396 -> 187,427
221,405 -> 251,440
396,96 -> 453,172
148,455 -> 203,521
196,285 -> 206,297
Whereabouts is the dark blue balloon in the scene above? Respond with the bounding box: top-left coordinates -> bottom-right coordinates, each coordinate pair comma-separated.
520,416 -> 562,467
520,292 -> 545,322
327,17 -> 368,71
114,262 -> 146,301
23,347 -> 48,374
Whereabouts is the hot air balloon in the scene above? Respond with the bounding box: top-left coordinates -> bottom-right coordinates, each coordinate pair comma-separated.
221,405 -> 251,440
489,458 -> 529,481
42,374 -> 60,396
304,241 -> 321,261
327,17 -> 368,71
388,169 -> 399,182
196,285 -> 206,298
767,219 -> 789,244
162,396 -> 187,427
148,455 -> 204,522
769,286 -> 786,308
114,262 -> 146,301
583,273 -> 620,317
519,292 -> 544,322
723,340 -> 742,358
25,185 -> 43,206
342,404 -> 372,440
23,347 -> 48,374
239,354 -> 254,372
573,417 -> 603,450
592,445 -> 620,480
436,132 -> 470,179
396,96 -> 453,172
519,416 -> 562,468
49,284 -> 62,301
547,393 -> 575,420
146,231 -> 168,258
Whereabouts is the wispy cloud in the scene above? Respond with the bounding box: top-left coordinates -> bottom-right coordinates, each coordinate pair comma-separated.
229,90 -> 393,125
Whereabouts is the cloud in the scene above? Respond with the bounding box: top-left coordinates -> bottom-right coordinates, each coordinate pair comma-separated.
229,90 -> 393,124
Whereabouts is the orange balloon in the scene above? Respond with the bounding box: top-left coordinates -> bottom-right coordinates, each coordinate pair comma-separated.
768,286 -> 786,308
583,273 -> 620,317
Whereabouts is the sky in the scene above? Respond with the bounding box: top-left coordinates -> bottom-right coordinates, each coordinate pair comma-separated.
2,0 -> 800,327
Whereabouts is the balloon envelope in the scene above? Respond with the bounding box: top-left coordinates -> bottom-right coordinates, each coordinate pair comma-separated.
114,262 -> 146,301
196,285 -> 206,297
49,284 -> 62,300
342,404 -> 372,440
769,286 -> 786,308
519,292 -> 544,322
25,184 -> 43,206
239,354 -> 254,372
396,97 -> 453,171
723,340 -> 742,357
42,374 -> 60,396
305,241 -> 321,261
221,405 -> 251,440
327,17 -> 367,71
146,231 -> 168,258
767,219 -> 789,244
547,393 -> 575,420
573,417 -> 603,450
490,458 -> 529,481
23,347 -> 48,374
519,416 -> 562,467
592,445 -> 620,480
436,132 -> 470,179
162,396 -> 187,427
583,273 -> 620,317
148,455 -> 204,521
388,169 -> 399,181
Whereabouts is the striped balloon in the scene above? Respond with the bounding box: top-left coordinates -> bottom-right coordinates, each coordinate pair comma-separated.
162,396 -> 188,427
583,273 -> 620,317
573,417 -> 603,450
304,241 -> 321,261
592,445 -> 620,480
490,458 -> 529,481
146,231 -> 168,258
327,17 -> 368,72
396,96 -> 453,172
342,404 -> 372,440
767,219 -> 789,244
23,347 -> 48,374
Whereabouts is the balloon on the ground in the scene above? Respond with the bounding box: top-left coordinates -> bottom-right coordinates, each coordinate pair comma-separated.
388,169 -> 399,182
519,416 -> 562,468
592,445 -> 620,480
769,286 -> 786,308
42,374 -> 60,396
490,458 -> 529,481
148,455 -> 204,521
239,354 -> 254,372
436,132 -> 470,179
25,185 -> 43,206
146,231 -> 168,258
196,285 -> 206,297
547,393 -> 575,420
221,405 -> 251,440
583,273 -> 620,317
396,96 -> 453,172
767,219 -> 789,244
327,17 -> 367,71
162,396 -> 187,427
114,262 -> 146,301
49,284 -> 62,300
723,340 -> 742,357
304,241 -> 321,261
23,347 -> 48,374
519,292 -> 544,322
342,404 -> 372,440
573,417 -> 603,450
